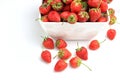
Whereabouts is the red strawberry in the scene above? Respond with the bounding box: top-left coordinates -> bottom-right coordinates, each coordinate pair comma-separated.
55,39 -> 67,49
62,0 -> 72,4
89,40 -> 100,50
60,11 -> 70,21
57,48 -> 71,60
51,0 -> 63,11
67,13 -> 78,24
100,1 -> 108,12
48,11 -> 61,22
89,39 -> 106,50
70,0 -> 82,13
41,50 -> 51,63
62,5 -> 70,11
76,46 -> 88,60
109,15 -> 117,25
108,8 -> 115,16
69,56 -> 81,68
39,3 -> 51,15
89,8 -> 101,22
97,16 -> 107,22
54,59 -> 68,72
78,11 -> 89,22
69,57 -> 92,70
88,0 -> 101,8
42,37 -> 54,49
107,29 -> 116,40
41,15 -> 49,22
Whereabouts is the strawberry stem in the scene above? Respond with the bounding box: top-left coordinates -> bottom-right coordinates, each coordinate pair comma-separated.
99,39 -> 106,44
81,63 -> 92,71
77,42 -> 79,48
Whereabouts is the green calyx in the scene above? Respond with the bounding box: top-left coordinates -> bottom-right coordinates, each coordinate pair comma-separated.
52,2 -> 62,10
77,58 -> 82,67
68,15 -> 76,23
55,40 -> 60,47
58,50 -> 64,58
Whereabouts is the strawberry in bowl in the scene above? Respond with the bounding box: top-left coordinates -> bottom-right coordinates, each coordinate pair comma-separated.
38,0 -> 111,40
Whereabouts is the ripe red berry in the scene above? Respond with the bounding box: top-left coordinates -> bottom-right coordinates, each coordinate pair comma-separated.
89,40 -> 100,50
41,50 -> 51,63
54,59 -> 68,72
107,29 -> 116,40
55,39 -> 67,49
67,12 -> 78,24
42,37 -> 54,49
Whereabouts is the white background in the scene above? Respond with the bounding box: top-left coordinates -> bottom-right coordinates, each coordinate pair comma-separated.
0,0 -> 120,80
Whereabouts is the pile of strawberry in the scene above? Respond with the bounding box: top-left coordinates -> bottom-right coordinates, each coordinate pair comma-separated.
39,0 -> 114,24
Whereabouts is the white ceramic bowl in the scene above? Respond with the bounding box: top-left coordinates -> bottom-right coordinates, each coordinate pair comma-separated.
39,1 -> 109,40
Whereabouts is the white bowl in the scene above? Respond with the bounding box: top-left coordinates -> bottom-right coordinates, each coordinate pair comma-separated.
39,1 -> 109,40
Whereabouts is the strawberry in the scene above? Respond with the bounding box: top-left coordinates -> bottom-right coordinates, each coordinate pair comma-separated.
89,39 -> 106,50
69,56 -> 81,68
107,29 -> 116,40
62,5 -> 70,11
78,11 -> 89,22
89,40 -> 100,50
67,13 -> 78,24
54,59 -> 68,72
69,56 -> 92,70
62,0 -> 72,4
39,2 -> 51,15
48,11 -> 61,22
108,8 -> 115,16
97,16 -> 108,22
57,48 -> 71,60
88,0 -> 101,8
41,50 -> 51,63
76,46 -> 88,60
55,39 -> 67,49
41,15 -> 49,22
100,1 -> 108,12
60,11 -> 70,21
51,0 -> 63,11
70,0 -> 82,13
89,8 -> 101,22
42,37 -> 54,49
109,15 -> 117,25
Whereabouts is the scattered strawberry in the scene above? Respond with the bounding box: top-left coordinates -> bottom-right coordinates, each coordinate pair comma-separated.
88,0 -> 101,8
42,37 -> 54,49
41,15 -> 49,22
41,50 -> 51,63
62,0 -> 72,4
89,8 -> 101,22
39,2 -> 51,15
55,39 -> 67,49
48,11 -> 61,22
89,40 -> 100,50
69,56 -> 92,70
54,59 -> 68,72
78,11 -> 89,22
100,1 -> 108,12
70,0 -> 82,13
108,8 -> 115,16
60,11 -> 70,21
51,0 -> 63,11
69,56 -> 81,68
57,48 -> 71,60
67,12 -> 78,24
97,16 -> 108,22
107,29 -> 116,40
76,46 -> 88,60
109,15 -> 117,25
